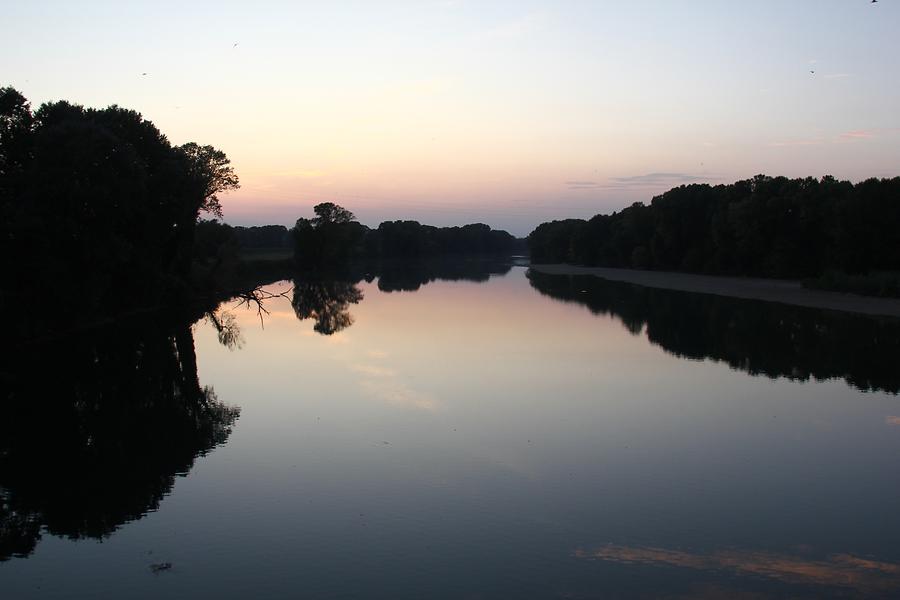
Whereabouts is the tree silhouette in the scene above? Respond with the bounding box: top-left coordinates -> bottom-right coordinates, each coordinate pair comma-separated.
312,202 -> 356,226
290,203 -> 520,268
0,87 -> 240,339
179,142 -> 240,220
527,175 -> 900,292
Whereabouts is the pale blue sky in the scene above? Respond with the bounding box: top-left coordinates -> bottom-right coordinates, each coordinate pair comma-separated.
2,1 -> 898,234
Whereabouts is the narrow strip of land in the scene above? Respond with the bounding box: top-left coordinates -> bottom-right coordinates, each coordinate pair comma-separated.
529,264 -> 900,318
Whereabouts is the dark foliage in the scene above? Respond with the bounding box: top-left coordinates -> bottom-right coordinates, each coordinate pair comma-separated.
374,221 -> 519,257
232,224 -> 291,249
0,87 -> 239,338
194,219 -> 238,262
291,203 -> 520,268
293,203 -> 369,266
527,175 -> 900,283
527,270 -> 900,394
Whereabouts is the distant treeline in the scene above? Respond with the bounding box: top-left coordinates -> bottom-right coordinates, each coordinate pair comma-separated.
1,87 -> 239,337
291,203 -> 523,267
232,224 -> 291,249
194,204 -> 524,267
528,175 -> 900,283
1,80 -> 520,340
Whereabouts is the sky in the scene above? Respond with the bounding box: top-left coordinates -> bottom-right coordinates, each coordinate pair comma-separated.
2,1 -> 899,236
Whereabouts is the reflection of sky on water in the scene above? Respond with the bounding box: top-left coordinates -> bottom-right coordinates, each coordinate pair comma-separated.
577,545 -> 900,595
191,270 -> 900,589
5,267 -> 900,598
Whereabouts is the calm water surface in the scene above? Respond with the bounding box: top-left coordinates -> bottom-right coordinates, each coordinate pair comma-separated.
4,262 -> 900,598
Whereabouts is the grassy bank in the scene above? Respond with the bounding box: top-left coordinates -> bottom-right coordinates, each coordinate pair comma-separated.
804,271 -> 900,298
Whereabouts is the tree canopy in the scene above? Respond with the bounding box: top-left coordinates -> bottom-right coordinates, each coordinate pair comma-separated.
311,202 -> 355,226
1,87 -> 239,336
290,203 -> 521,268
527,175 -> 900,286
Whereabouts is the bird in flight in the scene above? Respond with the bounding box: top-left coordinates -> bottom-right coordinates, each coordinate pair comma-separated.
233,42 -> 239,48
141,72 -> 148,76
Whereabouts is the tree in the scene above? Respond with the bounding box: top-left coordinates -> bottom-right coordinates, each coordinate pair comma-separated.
1,88 -> 242,336
292,202 -> 366,266
291,202 -> 520,267
178,142 -> 240,220
311,202 -> 355,227
0,87 -> 33,195
526,175 -> 900,292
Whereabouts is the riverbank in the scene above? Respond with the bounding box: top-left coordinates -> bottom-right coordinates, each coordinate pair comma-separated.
528,264 -> 900,318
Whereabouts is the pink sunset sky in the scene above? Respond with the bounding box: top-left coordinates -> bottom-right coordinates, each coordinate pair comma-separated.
3,1 -> 898,235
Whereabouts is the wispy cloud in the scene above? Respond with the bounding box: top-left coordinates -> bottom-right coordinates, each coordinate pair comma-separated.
352,364 -> 396,377
886,416 -> 900,426
352,348 -> 436,410
360,379 -> 439,411
773,128 -> 892,147
564,180 -> 601,190
609,172 -> 712,186
566,172 -> 714,192
840,129 -> 876,140
770,138 -> 827,147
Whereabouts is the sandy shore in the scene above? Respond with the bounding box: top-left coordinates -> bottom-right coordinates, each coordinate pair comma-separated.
529,264 -> 900,318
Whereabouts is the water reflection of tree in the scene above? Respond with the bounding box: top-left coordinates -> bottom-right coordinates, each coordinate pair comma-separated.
0,318 -> 239,561
527,270 -> 900,394
205,308 -> 244,349
290,258 -> 514,335
291,280 -> 364,335
375,257 -> 513,292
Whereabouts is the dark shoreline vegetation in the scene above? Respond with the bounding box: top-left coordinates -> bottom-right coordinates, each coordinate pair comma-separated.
527,175 -> 900,297
193,202 -> 524,277
1,87 -> 243,340
4,81 -> 900,594
1,88 -> 521,341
